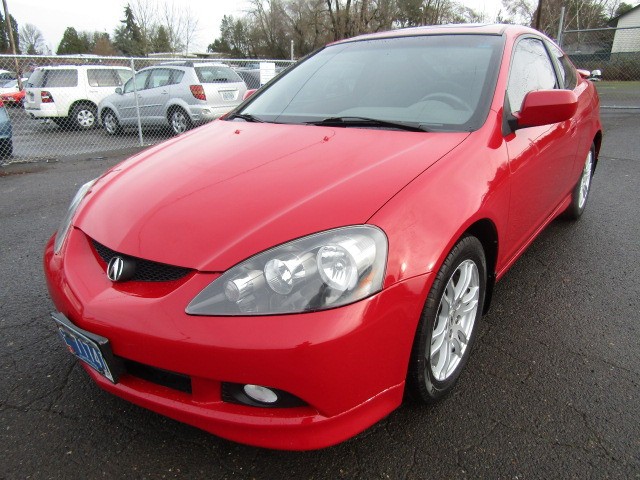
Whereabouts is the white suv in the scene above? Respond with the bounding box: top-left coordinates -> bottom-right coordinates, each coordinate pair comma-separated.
24,65 -> 132,130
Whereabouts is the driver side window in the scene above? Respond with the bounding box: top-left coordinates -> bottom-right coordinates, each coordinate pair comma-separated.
507,38 -> 557,112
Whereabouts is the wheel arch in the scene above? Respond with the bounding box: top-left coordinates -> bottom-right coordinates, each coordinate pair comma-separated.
69,99 -> 98,116
461,218 -> 499,314
593,130 -> 603,171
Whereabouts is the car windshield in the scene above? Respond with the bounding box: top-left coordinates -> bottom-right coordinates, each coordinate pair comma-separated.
1,80 -> 15,88
238,34 -> 503,132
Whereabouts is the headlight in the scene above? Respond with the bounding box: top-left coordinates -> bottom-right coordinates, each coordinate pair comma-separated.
186,226 -> 387,316
53,178 -> 97,254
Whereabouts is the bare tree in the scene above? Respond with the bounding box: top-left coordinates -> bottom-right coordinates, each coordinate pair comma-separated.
161,1 -> 186,53
130,0 -> 158,54
182,6 -> 200,54
19,23 -> 45,54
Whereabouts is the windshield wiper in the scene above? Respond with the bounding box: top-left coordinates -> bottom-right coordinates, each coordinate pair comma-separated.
226,113 -> 265,123
306,116 -> 428,132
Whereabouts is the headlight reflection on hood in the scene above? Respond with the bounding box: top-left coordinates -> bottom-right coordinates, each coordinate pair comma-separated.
186,226 -> 388,316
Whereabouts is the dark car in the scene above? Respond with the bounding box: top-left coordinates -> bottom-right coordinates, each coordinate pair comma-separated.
0,99 -> 13,159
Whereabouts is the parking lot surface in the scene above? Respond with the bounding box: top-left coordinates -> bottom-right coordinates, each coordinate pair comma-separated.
0,110 -> 638,479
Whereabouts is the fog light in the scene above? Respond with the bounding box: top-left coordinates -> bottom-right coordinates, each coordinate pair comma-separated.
243,384 -> 278,404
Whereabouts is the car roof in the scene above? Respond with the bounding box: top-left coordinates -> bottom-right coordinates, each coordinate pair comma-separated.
35,65 -> 130,70
333,23 -> 541,44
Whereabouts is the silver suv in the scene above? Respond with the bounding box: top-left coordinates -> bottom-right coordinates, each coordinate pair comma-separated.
98,62 -> 247,135
24,65 -> 133,130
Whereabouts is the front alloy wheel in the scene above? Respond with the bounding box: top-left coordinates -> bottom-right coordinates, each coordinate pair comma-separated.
102,109 -> 121,135
408,236 -> 486,402
565,143 -> 596,220
430,259 -> 480,381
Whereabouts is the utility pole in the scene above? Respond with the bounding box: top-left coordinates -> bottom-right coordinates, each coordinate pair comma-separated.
1,0 -> 21,90
534,0 -> 544,31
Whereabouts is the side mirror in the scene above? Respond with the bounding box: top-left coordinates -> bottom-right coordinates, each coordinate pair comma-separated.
115,87 -> 123,95
243,89 -> 257,101
588,69 -> 602,81
511,90 -> 578,130
578,68 -> 602,81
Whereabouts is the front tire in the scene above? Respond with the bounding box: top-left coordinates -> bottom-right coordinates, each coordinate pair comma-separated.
407,236 -> 486,403
0,139 -> 12,159
102,109 -> 121,135
564,144 -> 595,220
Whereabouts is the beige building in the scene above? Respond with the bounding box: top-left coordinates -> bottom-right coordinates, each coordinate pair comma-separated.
611,5 -> 640,53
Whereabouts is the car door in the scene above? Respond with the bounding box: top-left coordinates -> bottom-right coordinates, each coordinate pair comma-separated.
115,70 -> 151,125
503,36 -> 579,260
139,69 -> 174,125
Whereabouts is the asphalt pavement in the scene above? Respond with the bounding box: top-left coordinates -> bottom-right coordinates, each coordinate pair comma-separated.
0,110 -> 638,479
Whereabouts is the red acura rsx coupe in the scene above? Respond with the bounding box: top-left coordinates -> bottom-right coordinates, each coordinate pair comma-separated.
44,24 -> 602,450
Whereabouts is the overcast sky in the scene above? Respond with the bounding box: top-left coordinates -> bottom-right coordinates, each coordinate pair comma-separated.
7,0 -> 505,54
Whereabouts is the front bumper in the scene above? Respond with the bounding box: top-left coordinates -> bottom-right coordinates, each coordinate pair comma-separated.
44,229 -> 432,450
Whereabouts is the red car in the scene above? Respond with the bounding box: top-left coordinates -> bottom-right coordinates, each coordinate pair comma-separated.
44,24 -> 601,450
0,89 -> 25,106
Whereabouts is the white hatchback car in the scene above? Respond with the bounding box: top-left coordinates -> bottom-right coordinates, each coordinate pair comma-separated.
24,65 -> 132,130
98,62 -> 247,135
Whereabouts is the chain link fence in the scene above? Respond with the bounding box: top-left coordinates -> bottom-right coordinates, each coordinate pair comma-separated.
0,54 -> 295,166
560,26 -> 640,110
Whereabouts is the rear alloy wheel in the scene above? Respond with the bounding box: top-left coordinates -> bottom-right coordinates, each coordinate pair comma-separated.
169,108 -> 192,135
102,109 -> 121,135
71,103 -> 97,130
565,143 -> 595,220
408,236 -> 486,402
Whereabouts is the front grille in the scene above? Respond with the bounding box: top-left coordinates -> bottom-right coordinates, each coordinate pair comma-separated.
92,239 -> 192,282
119,358 -> 192,394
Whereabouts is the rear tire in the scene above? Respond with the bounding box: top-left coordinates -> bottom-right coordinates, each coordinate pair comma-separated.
168,107 -> 192,135
407,236 -> 486,403
564,143 -> 595,220
71,103 -> 97,130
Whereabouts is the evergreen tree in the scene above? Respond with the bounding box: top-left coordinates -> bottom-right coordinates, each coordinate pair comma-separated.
152,25 -> 171,53
57,27 -> 89,54
0,13 -> 21,54
113,4 -> 144,56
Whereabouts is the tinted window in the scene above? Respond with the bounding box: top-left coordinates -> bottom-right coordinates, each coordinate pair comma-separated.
507,38 -> 557,112
44,70 -> 78,88
195,66 -> 242,83
241,35 -> 503,131
547,42 -> 577,89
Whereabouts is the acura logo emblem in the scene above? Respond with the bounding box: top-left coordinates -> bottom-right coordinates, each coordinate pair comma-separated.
107,256 -> 135,282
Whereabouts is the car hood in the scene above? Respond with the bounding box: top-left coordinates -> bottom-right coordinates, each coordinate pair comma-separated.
76,121 -> 468,271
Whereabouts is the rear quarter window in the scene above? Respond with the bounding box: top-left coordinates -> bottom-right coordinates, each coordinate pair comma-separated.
87,69 -> 129,87
195,66 -> 242,83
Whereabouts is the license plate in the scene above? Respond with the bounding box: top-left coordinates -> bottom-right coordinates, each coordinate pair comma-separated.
51,312 -> 118,383
221,91 -> 236,101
